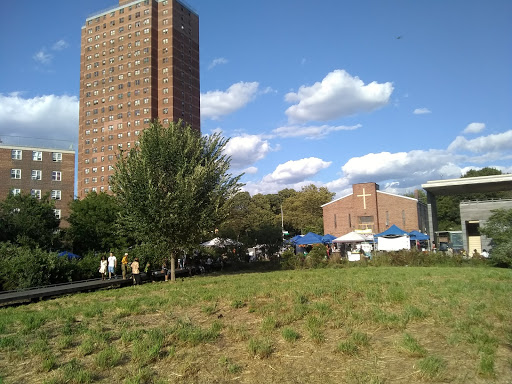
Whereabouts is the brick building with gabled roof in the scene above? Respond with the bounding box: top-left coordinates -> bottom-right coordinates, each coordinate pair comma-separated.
322,182 -> 428,237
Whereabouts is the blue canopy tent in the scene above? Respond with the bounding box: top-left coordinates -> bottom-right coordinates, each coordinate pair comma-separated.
288,235 -> 304,244
58,251 -> 81,260
374,224 -> 409,237
375,225 -> 410,251
322,234 -> 336,244
409,230 -> 430,241
295,232 -> 323,246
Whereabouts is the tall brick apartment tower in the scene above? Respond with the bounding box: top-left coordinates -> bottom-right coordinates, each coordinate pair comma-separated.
78,0 -> 199,198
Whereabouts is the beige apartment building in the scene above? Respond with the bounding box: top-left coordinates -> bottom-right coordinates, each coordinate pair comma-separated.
0,144 -> 75,225
78,0 -> 200,198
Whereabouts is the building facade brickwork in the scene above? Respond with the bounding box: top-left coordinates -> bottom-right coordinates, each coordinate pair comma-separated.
78,0 -> 199,198
322,182 -> 428,236
0,145 -> 75,226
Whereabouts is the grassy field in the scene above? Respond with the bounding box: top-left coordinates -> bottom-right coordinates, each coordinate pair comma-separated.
0,266 -> 511,383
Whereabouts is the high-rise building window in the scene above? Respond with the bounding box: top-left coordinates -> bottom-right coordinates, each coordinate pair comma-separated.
54,209 -> 61,219
11,188 -> 21,196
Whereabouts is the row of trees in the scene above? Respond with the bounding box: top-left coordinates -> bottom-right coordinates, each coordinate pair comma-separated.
1,121 -> 510,290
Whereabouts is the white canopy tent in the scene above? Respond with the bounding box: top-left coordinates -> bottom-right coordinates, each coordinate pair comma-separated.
200,237 -> 239,247
333,232 -> 374,261
333,232 -> 367,243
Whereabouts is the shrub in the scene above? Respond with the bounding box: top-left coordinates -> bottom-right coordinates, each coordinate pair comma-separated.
280,249 -> 303,270
304,244 -> 327,268
0,243 -> 73,291
487,240 -> 512,268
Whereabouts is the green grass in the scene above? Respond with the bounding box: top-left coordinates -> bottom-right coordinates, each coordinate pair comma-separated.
94,345 -> 122,369
399,333 -> 427,357
0,266 -> 511,383
281,327 -> 300,342
418,355 -> 447,379
248,338 -> 273,358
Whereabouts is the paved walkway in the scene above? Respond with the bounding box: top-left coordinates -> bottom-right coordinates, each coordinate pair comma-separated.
0,278 -> 133,306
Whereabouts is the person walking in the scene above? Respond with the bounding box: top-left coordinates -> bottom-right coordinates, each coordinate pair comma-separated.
121,252 -> 129,279
107,252 -> 117,280
99,256 -> 107,280
131,257 -> 142,286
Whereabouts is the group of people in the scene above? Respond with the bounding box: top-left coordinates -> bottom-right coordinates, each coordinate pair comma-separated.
99,252 -> 143,285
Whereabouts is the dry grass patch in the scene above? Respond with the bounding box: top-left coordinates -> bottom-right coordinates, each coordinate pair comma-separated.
0,267 -> 511,383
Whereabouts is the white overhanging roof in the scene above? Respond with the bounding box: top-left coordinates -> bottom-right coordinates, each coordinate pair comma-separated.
422,174 -> 512,196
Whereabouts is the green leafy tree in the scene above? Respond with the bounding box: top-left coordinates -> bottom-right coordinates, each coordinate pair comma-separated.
282,184 -> 334,234
480,208 -> 512,268
111,120 -> 242,281
66,191 -> 124,256
218,192 -> 252,242
0,193 -> 60,250
404,190 -> 427,204
0,244 -> 72,290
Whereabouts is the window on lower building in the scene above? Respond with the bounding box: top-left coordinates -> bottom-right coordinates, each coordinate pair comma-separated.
11,169 -> 21,179
11,149 -> 22,160
32,170 -> 42,180
54,209 -> 61,219
52,171 -> 62,181
51,190 -> 62,200
32,151 -> 43,161
11,188 -> 21,196
52,152 -> 63,162
31,189 -> 42,199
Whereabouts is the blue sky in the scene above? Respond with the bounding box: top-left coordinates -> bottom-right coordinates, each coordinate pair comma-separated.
0,0 -> 511,197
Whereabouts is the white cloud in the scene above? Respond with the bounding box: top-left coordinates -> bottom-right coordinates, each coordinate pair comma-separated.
285,69 -> 393,123
0,93 -> 78,143
463,122 -> 485,134
413,108 -> 431,115
242,166 -> 258,175
223,134 -> 271,169
273,124 -> 361,139
33,50 -> 52,64
201,82 -> 259,120
52,39 -> 69,51
262,157 -> 332,184
242,179 -> 319,196
448,130 -> 512,154
341,150 -> 461,187
208,57 -> 228,70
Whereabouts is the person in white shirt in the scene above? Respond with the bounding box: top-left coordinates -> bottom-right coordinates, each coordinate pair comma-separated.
107,252 -> 117,279
481,249 -> 489,258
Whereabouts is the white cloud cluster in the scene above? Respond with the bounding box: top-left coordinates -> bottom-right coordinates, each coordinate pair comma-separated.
285,69 -> 393,123
52,39 -> 69,51
273,124 -> 361,139
223,134 -> 271,169
448,130 -> 512,154
33,39 -> 69,65
413,108 -> 431,115
33,50 -> 52,65
463,122 -> 485,134
262,157 -> 332,184
0,93 -> 78,142
208,57 -> 228,70
201,82 -> 259,120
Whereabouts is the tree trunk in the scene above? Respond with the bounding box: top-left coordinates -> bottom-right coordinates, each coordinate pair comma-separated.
170,253 -> 176,282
